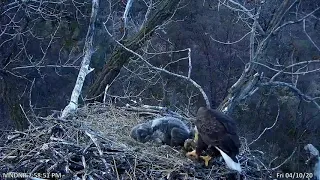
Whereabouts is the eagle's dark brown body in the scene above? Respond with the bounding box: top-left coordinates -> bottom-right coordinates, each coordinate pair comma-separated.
195,107 -> 240,162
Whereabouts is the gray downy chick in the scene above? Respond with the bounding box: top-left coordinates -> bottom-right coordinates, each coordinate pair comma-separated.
130,117 -> 192,147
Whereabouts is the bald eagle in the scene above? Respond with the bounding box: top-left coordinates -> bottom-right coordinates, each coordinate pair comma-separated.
186,107 -> 242,172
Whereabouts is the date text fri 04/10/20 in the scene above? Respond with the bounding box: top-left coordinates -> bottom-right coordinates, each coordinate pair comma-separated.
275,172 -> 313,179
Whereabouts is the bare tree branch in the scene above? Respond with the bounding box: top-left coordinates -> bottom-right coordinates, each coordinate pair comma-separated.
249,104 -> 280,146
104,26 -> 211,108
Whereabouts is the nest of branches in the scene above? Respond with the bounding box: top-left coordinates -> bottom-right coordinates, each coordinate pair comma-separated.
0,103 -> 273,179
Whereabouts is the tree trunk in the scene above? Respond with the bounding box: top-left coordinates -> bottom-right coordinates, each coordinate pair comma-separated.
0,23 -> 29,130
87,0 -> 181,101
0,72 -> 28,130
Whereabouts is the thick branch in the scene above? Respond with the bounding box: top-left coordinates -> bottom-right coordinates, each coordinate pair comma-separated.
87,0 -> 181,101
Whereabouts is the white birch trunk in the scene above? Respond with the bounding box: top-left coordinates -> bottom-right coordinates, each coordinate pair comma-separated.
61,0 -> 99,119
123,0 -> 134,28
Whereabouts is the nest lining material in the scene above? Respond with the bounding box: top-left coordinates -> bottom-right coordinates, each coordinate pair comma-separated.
0,104 -> 271,180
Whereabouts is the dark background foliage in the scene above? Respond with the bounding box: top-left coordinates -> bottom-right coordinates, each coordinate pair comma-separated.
1,0 -> 320,173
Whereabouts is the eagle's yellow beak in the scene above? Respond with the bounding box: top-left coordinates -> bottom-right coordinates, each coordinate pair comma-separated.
194,126 -> 198,142
194,132 -> 198,142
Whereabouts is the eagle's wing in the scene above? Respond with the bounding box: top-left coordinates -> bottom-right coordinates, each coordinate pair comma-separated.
209,109 -> 238,135
195,113 -> 225,146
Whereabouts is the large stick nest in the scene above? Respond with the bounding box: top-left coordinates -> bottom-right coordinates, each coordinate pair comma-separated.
0,104 -> 273,179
